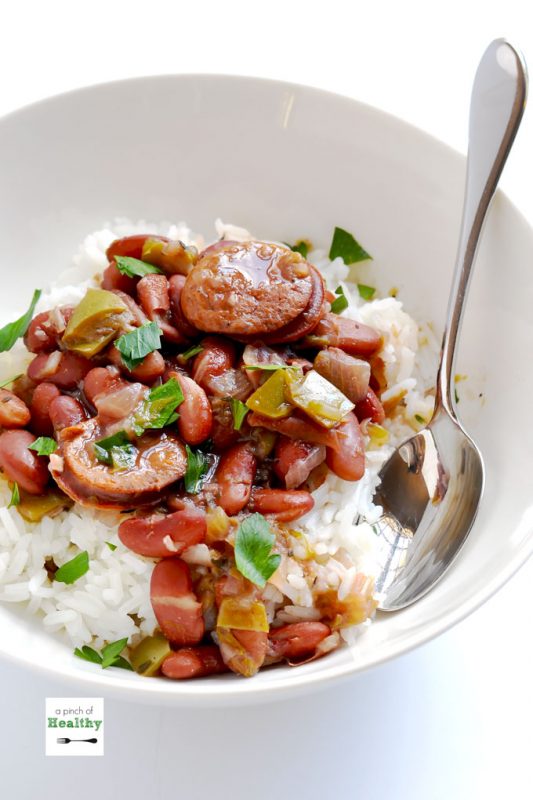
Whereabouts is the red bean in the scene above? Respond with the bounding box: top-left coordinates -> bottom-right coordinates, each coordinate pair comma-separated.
118,507 -> 206,558
209,397 -> 240,451
249,488 -> 314,522
27,351 -> 92,389
0,389 -> 31,429
101,261 -> 138,294
49,396 -> 87,432
106,234 -> 157,261
161,646 -> 227,679
82,367 -> 125,408
108,345 -> 165,384
354,387 -> 386,424
307,313 -> 382,356
23,306 -> 73,354
215,443 -> 256,515
137,274 -> 186,344
267,622 -> 331,661
274,437 -> 326,489
150,558 -> 204,646
0,430 -> 49,494
168,371 -> 212,445
191,336 -> 236,394
325,412 -> 365,481
168,275 -> 198,339
30,383 -> 61,436
218,628 -> 268,677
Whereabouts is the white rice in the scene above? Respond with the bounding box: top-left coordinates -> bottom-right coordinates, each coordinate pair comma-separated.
0,219 -> 436,651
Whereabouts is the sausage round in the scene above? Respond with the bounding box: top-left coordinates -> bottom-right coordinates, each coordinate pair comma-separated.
181,241 -> 314,336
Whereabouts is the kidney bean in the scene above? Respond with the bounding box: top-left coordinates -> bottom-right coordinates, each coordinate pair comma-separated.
167,371 -> 212,445
49,396 -> 87,432
23,306 -> 73,354
249,488 -> 314,522
102,262 -> 137,295
325,412 -> 365,481
168,275 -> 198,339
106,234 -> 157,261
217,628 -> 268,678
29,383 -> 61,436
307,313 -> 382,356
0,430 -> 49,494
118,507 -> 206,558
82,367 -> 125,408
0,389 -> 31,429
274,437 -> 326,489
267,622 -> 331,661
215,443 -> 256,515
209,397 -> 240,451
161,646 -> 228,679
27,351 -> 92,390
150,557 -> 204,645
137,274 -> 186,344
108,345 -> 165,384
191,337 -> 236,394
354,387 -> 386,424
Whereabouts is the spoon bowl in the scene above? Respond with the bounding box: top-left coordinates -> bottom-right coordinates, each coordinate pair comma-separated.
374,38 -> 527,611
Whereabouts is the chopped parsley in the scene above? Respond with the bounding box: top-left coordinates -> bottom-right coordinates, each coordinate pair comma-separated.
94,430 -> 137,470
114,255 -> 163,278
234,513 -> 281,588
184,445 -> 209,494
286,239 -> 311,259
74,637 -> 132,671
133,378 -> 184,436
28,436 -> 57,456
179,344 -> 204,361
8,482 -> 20,508
414,414 -> 426,424
328,227 -> 371,265
54,551 -> 90,585
243,364 -> 291,372
0,289 -> 42,352
105,541 -> 117,552
357,283 -> 376,301
330,285 -> 349,314
115,321 -> 162,371
229,398 -> 249,431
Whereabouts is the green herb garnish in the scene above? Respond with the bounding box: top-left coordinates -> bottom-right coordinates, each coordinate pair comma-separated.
115,321 -> 162,371
330,285 -> 349,314
414,414 -> 425,424
454,388 -> 460,404
358,283 -> 376,301
328,227 -> 371,265
133,378 -> 184,435
54,551 -> 89,585
286,240 -> 311,259
0,290 -> 42,353
93,430 -> 136,470
105,541 -> 117,551
184,445 -> 209,494
0,374 -> 22,389
28,436 -> 57,456
229,398 -> 249,431
74,637 -> 132,670
114,255 -> 163,278
179,344 -> 204,361
234,513 -> 281,588
243,364 -> 291,372
8,482 -> 20,508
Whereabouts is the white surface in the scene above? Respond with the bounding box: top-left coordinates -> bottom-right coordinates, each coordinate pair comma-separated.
1,0 -> 533,796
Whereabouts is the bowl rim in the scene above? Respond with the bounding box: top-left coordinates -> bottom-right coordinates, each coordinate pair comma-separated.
1,71 -> 533,704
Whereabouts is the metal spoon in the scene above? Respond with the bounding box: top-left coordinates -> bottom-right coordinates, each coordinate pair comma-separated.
373,39 -> 527,611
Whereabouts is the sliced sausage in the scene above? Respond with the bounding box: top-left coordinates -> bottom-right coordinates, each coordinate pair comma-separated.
0,430 -> 49,494
150,557 -> 204,646
215,442 -> 256,516
181,241 -> 314,336
0,389 -> 31,429
258,266 -> 326,344
118,507 -> 206,557
51,419 -> 187,509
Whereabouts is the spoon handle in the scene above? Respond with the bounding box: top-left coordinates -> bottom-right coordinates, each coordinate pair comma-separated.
435,39 -> 527,415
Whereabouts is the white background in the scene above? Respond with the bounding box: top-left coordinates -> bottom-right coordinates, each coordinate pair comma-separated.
1,2 -> 533,798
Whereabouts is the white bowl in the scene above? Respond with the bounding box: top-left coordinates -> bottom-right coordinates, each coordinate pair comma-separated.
1,75 -> 532,705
